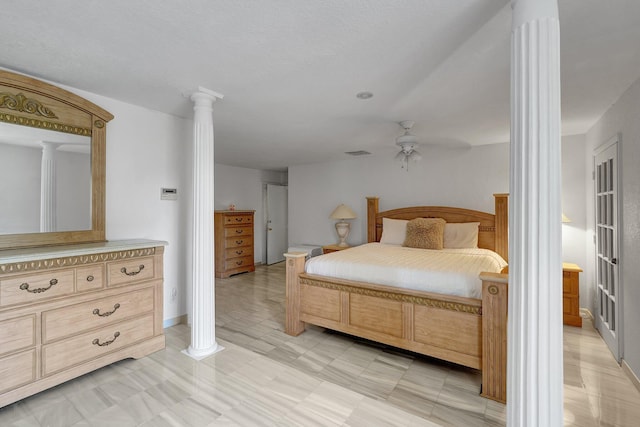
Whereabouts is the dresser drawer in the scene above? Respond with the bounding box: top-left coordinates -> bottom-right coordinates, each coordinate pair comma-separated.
0,269 -> 75,307
225,255 -> 253,271
107,257 -> 155,287
42,314 -> 155,376
0,315 -> 36,357
224,237 -> 252,249
225,246 -> 253,260
76,264 -> 105,292
224,226 -> 253,238
42,287 -> 155,343
224,214 -> 253,226
0,349 -> 36,394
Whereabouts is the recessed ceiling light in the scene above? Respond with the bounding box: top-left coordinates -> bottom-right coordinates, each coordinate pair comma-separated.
356,91 -> 373,99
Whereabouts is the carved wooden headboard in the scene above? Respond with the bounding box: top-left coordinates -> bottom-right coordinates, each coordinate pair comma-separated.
366,194 -> 508,262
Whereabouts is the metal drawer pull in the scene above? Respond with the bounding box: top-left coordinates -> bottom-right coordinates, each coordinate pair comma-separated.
87,275 -> 95,282
235,250 -> 243,255
93,303 -> 121,317
235,240 -> 243,245
235,229 -> 243,234
235,217 -> 243,222
92,331 -> 120,347
236,260 -> 243,265
120,265 -> 145,276
20,278 -> 58,293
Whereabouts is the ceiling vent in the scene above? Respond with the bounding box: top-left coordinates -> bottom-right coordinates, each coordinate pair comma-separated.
345,150 -> 371,156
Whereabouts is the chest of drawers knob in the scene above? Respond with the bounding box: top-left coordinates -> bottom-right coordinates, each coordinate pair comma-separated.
92,331 -> 120,347
20,278 -> 58,294
120,265 -> 144,276
86,275 -> 94,282
92,303 -> 121,317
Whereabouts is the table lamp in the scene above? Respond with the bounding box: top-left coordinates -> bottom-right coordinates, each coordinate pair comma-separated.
330,204 -> 357,247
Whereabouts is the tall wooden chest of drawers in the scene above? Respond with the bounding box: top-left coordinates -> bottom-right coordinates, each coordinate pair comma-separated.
0,240 -> 166,408
215,210 -> 255,278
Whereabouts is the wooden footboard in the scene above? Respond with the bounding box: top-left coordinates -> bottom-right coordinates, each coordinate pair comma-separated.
284,252 -> 508,402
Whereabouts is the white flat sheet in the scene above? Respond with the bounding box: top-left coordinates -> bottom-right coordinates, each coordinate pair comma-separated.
304,243 -> 507,299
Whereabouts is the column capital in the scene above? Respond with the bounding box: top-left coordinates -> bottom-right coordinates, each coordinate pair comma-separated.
189,87 -> 224,108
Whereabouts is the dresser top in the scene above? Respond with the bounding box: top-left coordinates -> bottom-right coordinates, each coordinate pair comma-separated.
0,239 -> 168,264
215,210 -> 255,214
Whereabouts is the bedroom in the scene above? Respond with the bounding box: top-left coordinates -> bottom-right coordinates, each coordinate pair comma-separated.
1,0 -> 640,425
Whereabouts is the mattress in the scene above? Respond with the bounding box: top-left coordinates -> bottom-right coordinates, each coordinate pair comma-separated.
304,242 -> 507,299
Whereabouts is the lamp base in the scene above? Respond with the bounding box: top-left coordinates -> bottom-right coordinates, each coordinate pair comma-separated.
335,221 -> 351,247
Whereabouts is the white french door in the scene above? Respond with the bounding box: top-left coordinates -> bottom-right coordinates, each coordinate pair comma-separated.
594,138 -> 620,361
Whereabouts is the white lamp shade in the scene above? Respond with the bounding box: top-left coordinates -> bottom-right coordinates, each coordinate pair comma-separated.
330,204 -> 357,220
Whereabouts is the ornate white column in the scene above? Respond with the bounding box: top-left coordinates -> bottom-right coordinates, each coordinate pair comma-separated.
40,141 -> 60,232
509,0 -> 563,425
184,87 -> 224,360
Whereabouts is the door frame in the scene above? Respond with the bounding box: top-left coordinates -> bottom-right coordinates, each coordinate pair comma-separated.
263,182 -> 288,265
593,133 -> 623,362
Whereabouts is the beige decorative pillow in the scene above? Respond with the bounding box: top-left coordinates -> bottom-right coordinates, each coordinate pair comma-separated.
403,218 -> 446,250
444,222 -> 480,249
380,218 -> 408,245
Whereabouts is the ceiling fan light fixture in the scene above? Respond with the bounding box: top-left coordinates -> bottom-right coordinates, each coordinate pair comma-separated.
394,120 -> 422,170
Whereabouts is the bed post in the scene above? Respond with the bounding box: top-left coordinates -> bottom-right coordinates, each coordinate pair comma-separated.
493,193 -> 509,262
366,197 -> 379,243
284,252 -> 306,336
480,272 -> 508,403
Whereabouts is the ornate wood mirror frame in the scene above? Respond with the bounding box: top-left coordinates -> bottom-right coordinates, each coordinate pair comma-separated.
0,69 -> 113,249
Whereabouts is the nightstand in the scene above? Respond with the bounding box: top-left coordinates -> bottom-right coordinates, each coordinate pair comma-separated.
322,244 -> 350,254
562,263 -> 583,327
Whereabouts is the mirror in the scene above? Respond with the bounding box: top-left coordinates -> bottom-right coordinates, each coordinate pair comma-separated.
0,123 -> 92,234
0,69 -> 113,250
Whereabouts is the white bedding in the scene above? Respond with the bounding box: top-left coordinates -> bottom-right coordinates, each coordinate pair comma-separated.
305,243 -> 507,299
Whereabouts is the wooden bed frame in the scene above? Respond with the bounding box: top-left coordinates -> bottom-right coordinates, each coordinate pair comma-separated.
284,194 -> 509,403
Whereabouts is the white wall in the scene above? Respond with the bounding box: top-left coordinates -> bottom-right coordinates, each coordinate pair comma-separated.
561,134 -> 588,308
585,76 -> 640,377
63,86 -> 193,324
289,144 -> 510,248
56,150 -> 91,231
214,163 -> 287,264
0,144 -> 41,234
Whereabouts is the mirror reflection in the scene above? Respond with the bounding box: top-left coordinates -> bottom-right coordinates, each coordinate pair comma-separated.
0,122 -> 91,235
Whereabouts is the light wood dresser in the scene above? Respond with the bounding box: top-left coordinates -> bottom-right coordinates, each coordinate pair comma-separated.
214,210 -> 255,278
0,240 -> 166,408
562,262 -> 583,327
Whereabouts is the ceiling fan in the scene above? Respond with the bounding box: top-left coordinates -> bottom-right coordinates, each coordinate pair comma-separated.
394,120 -> 422,170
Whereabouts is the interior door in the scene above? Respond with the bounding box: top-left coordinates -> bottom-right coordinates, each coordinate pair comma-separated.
594,138 -> 620,361
266,184 -> 288,265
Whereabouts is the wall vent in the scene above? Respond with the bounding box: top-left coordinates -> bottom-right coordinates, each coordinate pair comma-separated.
345,150 -> 371,156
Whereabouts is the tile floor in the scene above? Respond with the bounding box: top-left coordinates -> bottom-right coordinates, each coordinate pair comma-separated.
1,262 -> 639,426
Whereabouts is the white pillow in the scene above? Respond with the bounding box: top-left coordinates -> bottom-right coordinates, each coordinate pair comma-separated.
443,222 -> 480,249
380,218 -> 408,245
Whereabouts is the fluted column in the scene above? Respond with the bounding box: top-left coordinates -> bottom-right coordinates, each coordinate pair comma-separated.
40,141 -> 60,232
185,87 -> 224,360
509,0 -> 563,425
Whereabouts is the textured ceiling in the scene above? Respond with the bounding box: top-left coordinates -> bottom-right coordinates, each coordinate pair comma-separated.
1,0 -> 640,170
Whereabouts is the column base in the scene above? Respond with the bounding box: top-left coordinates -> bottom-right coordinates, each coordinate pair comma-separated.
182,343 -> 225,361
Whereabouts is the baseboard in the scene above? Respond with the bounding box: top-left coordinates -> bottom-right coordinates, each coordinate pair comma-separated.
622,360 -> 640,394
580,307 -> 593,320
163,314 -> 187,329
